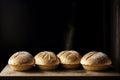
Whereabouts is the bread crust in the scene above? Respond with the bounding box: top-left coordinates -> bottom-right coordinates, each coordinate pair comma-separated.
8,51 -> 34,71
36,64 -> 59,70
80,51 -> 112,71
57,50 -> 81,64
80,51 -> 112,65
61,64 -> 80,69
35,51 -> 60,65
57,50 -> 81,69
82,65 -> 110,71
34,51 -> 60,70
9,64 -> 33,71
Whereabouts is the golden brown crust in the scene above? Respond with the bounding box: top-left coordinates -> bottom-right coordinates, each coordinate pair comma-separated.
82,65 -> 110,71
36,64 -> 59,70
9,64 -> 33,71
61,64 -> 80,69
8,51 -> 34,71
8,51 -> 34,65
80,51 -> 112,66
34,51 -> 60,65
57,50 -> 82,64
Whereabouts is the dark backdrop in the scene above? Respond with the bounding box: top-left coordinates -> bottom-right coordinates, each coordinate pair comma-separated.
0,0 -> 111,69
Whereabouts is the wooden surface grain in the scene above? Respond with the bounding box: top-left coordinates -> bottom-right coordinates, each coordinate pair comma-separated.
0,65 -> 120,76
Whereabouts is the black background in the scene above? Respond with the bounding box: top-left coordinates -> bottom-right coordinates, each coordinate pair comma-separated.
0,0 -> 111,69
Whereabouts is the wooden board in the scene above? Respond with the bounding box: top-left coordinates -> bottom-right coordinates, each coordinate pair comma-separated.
0,65 -> 120,76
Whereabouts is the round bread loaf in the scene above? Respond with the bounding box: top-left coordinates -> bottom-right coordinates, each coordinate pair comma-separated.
57,50 -> 82,69
80,51 -> 112,71
8,51 -> 34,71
34,51 -> 60,70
